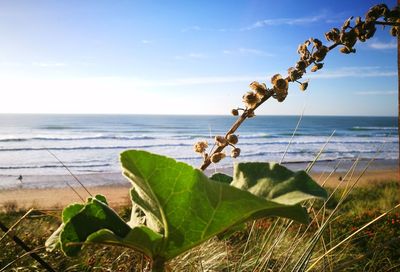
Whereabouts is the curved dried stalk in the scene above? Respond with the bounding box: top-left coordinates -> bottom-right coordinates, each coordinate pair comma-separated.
198,4 -> 400,171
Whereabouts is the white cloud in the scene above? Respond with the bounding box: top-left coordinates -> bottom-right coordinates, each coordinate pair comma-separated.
32,62 -> 66,68
355,90 -> 396,96
308,66 -> 396,79
241,14 -> 326,31
174,52 -> 207,60
0,61 -> 22,67
181,25 -> 202,32
182,13 -> 328,33
141,39 -> 152,44
223,48 -> 274,57
369,40 -> 397,50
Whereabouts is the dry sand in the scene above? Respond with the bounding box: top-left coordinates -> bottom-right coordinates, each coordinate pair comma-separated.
0,169 -> 398,211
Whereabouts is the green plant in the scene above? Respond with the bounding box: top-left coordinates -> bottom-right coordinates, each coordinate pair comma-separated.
46,150 -> 327,271
44,3 -> 400,272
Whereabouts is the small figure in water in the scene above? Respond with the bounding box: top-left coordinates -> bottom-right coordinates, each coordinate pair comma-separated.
17,175 -> 23,183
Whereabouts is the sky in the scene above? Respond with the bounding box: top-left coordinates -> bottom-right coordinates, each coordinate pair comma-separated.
0,0 -> 397,116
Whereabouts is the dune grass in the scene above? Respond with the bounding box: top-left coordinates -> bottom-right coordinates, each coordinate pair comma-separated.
1,178 -> 399,271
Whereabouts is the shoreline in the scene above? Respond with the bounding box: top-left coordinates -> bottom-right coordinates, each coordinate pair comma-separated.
1,158 -> 397,190
0,168 -> 398,211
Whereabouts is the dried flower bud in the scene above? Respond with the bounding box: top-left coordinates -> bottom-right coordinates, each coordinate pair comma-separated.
271,74 -> 282,85
275,78 -> 288,91
366,4 -> 389,21
364,23 -> 376,39
231,148 -> 241,158
295,60 -> 307,71
325,28 -> 341,42
210,152 -> 226,163
340,46 -> 351,54
242,92 -> 260,108
215,135 -> 227,147
231,109 -> 239,116
342,29 -> 358,48
288,67 -> 303,81
271,74 -> 288,102
311,62 -> 323,72
227,134 -> 238,145
312,38 -> 322,49
194,141 -> 208,153
299,81 -> 309,91
249,81 -> 267,96
390,26 -> 398,37
342,16 -> 353,30
271,74 -> 288,91
312,46 -> 328,62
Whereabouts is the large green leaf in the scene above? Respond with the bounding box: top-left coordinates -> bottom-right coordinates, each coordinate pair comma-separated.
86,226 -> 163,258
48,150 -> 327,263
231,162 -> 327,205
59,195 -> 132,256
210,172 -> 233,184
121,150 -> 315,259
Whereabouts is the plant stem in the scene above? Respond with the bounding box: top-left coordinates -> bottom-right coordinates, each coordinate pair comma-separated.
151,257 -> 166,272
200,92 -> 273,170
199,41 -> 340,171
198,8 -> 399,172
375,21 -> 400,27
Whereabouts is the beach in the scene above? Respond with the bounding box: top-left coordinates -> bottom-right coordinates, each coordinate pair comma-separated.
1,167 -> 398,210
0,114 -> 398,210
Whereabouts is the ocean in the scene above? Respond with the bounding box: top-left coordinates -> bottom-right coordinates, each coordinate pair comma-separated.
0,114 -> 398,189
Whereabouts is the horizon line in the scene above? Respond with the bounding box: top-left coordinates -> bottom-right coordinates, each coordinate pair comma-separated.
0,112 -> 396,118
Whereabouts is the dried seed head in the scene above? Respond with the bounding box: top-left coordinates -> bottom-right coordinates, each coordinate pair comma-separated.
312,46 -> 328,62
390,26 -> 398,37
210,152 -> 226,163
312,38 -> 322,49
366,4 -> 389,21
194,141 -> 208,153
275,78 -> 288,91
364,24 -> 376,39
231,109 -> 239,116
339,46 -> 355,54
271,74 -> 282,85
288,67 -> 303,81
295,60 -> 307,71
325,28 -> 340,42
272,75 -> 289,102
227,134 -> 238,145
231,148 -> 241,158
242,92 -> 260,108
299,81 -> 309,91
342,16 -> 353,30
297,41 -> 311,60
249,81 -> 267,96
340,46 -> 350,54
311,62 -> 323,72
215,135 -> 227,147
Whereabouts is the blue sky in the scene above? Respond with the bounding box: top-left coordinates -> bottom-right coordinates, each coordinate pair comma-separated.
0,0 -> 397,116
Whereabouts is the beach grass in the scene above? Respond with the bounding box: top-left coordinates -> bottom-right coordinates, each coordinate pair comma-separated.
1,177 -> 399,271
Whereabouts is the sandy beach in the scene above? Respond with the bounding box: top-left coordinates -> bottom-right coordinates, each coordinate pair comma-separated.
0,168 -> 398,210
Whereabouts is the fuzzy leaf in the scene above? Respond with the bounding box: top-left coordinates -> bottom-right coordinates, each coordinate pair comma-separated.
121,150 -> 315,260
231,162 -> 327,205
86,227 -> 162,258
210,173 -> 233,184
59,197 -> 131,256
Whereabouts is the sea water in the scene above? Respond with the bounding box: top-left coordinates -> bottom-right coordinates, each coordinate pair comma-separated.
0,114 -> 397,188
